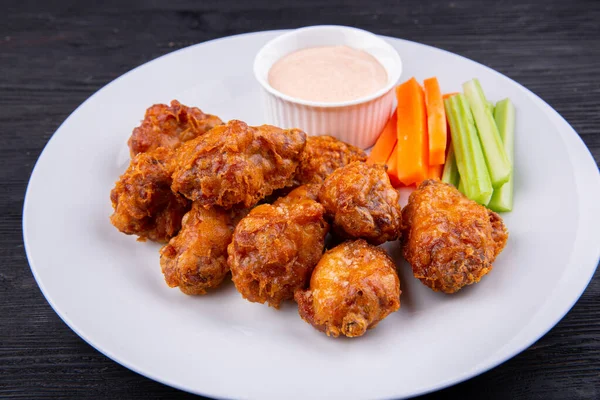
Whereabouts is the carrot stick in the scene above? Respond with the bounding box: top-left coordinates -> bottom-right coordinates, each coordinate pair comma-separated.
443,92 -> 459,100
395,78 -> 428,186
367,111 -> 398,165
427,164 -> 443,180
385,144 -> 402,188
424,77 -> 447,165
443,93 -> 457,149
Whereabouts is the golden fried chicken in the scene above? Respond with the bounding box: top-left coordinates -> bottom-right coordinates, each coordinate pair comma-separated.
128,100 -> 222,156
171,120 -> 307,209
295,239 -> 401,338
159,203 -> 248,295
402,180 -> 509,294
273,183 -> 321,205
295,135 -> 367,185
110,147 -> 190,242
228,185 -> 329,308
318,161 -> 402,245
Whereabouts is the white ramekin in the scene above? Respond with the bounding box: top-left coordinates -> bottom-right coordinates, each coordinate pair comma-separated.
254,25 -> 402,149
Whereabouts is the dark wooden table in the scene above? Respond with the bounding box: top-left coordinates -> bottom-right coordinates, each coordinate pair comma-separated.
2,0 -> 599,399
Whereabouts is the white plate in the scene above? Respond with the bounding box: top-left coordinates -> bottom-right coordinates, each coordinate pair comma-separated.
23,30 -> 600,400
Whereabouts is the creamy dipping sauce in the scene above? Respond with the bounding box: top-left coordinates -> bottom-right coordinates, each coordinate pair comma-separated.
268,46 -> 388,103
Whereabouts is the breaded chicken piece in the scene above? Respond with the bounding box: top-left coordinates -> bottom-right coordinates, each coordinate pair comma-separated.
128,100 -> 222,156
402,180 -> 508,294
171,120 -> 306,209
273,183 -> 321,205
318,161 -> 402,245
228,185 -> 329,308
110,147 -> 190,242
159,203 -> 248,295
295,239 -> 401,338
295,135 -> 367,185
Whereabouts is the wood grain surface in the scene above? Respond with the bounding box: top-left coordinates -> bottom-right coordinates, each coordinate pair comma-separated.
1,0 -> 598,399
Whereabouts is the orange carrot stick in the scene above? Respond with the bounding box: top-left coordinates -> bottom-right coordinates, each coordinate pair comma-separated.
367,111 -> 398,165
424,77 -> 447,165
385,143 -> 402,188
427,164 -> 443,180
395,78 -> 428,186
443,94 -> 457,148
443,92 -> 459,100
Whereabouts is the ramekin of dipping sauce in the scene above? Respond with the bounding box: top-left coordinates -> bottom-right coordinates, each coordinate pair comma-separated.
254,25 -> 402,148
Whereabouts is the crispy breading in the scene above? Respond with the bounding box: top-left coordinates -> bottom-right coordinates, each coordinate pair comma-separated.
128,100 -> 222,156
318,161 -> 402,245
228,185 -> 329,308
159,203 -> 247,295
295,135 -> 367,185
273,183 -> 321,206
295,239 -> 401,338
110,147 -> 190,242
171,120 -> 306,209
401,180 -> 508,293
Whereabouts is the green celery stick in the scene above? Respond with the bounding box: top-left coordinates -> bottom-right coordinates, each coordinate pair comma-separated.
488,99 -> 515,212
458,178 -> 466,195
463,79 -> 511,188
486,100 -> 495,115
441,143 -> 460,188
444,94 -> 493,205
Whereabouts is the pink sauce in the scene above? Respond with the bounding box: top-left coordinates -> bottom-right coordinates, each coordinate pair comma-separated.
268,46 -> 388,103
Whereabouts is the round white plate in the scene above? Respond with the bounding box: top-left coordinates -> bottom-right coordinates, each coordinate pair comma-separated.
23,30 -> 600,400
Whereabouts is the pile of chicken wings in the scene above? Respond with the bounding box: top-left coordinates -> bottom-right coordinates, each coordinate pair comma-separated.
110,101 -> 507,338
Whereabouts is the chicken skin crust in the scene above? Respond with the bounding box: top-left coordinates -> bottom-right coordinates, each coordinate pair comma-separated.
273,183 -> 321,205
171,120 -> 307,209
401,180 -> 509,294
295,239 -> 401,338
318,161 -> 402,245
228,185 -> 329,308
128,100 -> 222,156
294,135 -> 367,185
159,203 -> 247,295
110,147 -> 190,243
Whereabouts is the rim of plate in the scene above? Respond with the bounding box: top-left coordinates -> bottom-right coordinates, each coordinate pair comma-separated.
22,30 -> 600,400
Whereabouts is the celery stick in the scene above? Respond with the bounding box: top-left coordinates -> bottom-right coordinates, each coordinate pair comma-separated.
444,94 -> 493,205
441,143 -> 460,188
458,178 -> 466,195
488,99 -> 515,212
463,79 -> 511,188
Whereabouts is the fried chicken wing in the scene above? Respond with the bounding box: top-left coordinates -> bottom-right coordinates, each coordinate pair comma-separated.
318,161 -> 402,245
273,183 -> 321,205
159,203 -> 247,295
402,180 -> 508,294
128,100 -> 222,156
295,239 -> 400,338
171,120 -> 307,209
295,135 -> 367,185
228,185 -> 329,308
110,147 -> 190,242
